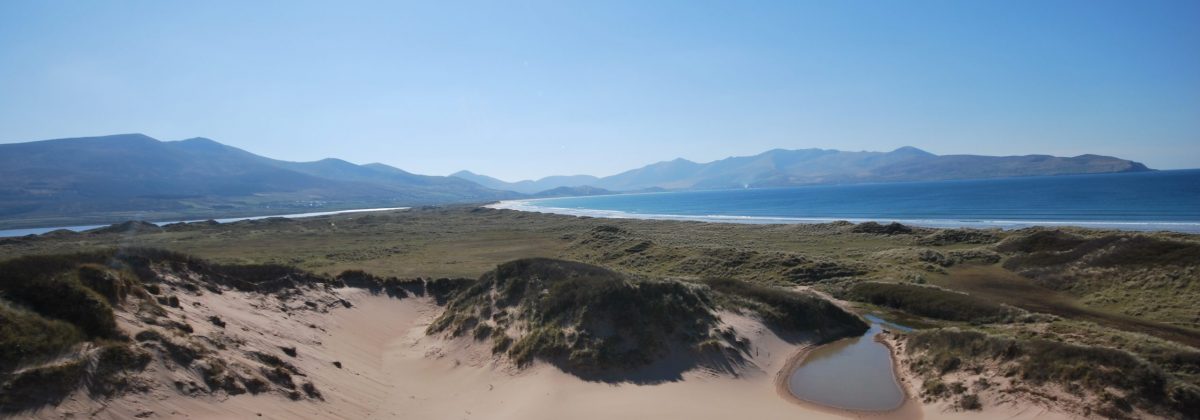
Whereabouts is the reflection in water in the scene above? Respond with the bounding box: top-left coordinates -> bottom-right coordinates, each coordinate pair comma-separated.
787,320 -> 905,411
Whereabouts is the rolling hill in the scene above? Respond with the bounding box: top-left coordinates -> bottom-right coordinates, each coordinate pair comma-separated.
0,135 -> 1154,229
450,170 -> 602,194
0,134 -> 518,228
456,147 -> 1151,192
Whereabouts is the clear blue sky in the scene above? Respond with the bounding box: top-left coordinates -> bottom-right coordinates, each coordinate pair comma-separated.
1,1 -> 1197,180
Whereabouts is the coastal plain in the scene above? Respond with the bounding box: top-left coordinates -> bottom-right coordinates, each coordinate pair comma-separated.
1,206 -> 1197,419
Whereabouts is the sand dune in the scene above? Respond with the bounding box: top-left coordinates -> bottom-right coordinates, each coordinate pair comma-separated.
24,287 -> 1072,420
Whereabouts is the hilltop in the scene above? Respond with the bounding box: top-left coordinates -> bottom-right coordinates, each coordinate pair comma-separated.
0,135 -> 1153,229
451,171 -> 602,195
456,146 -> 1151,192
0,134 -> 519,229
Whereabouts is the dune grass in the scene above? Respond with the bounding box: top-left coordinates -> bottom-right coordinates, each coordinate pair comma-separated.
907,328 -> 1198,418
430,258 -> 871,373
430,258 -> 720,370
0,208 -> 1197,417
0,259 -> 122,339
0,358 -> 88,410
701,277 -> 867,336
0,299 -> 84,373
844,282 -> 1021,324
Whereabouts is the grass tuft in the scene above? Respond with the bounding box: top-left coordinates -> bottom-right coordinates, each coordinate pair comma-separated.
844,282 -> 1022,324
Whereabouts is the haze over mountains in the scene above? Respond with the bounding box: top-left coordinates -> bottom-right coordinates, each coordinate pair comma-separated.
0,134 -> 518,228
455,146 -> 1151,193
0,133 -> 1151,228
451,171 -> 605,195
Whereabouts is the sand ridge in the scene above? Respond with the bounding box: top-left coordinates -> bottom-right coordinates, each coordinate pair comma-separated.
24,286 -> 1075,420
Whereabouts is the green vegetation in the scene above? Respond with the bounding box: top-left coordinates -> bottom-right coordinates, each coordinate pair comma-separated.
701,278 -> 867,336
89,344 -> 153,396
1034,321 -> 1200,387
430,258 -> 721,371
429,258 -> 868,375
0,249 -> 175,413
844,282 -> 1022,324
1,337 -> 149,411
0,300 -> 84,372
1000,231 -> 1200,271
0,248 -> 344,413
994,230 -> 1200,328
996,230 -> 1088,254
424,277 -> 476,304
906,328 -> 1198,418
1090,236 -> 1200,268
336,269 -> 423,298
851,221 -> 916,235
0,358 -> 87,410
335,269 -> 472,303
564,224 -> 866,285
917,228 -> 1000,246
0,254 -> 124,339
959,394 -> 982,410
1,207 -> 1198,418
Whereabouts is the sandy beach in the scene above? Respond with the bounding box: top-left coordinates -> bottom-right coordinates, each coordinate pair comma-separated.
21,284 -> 1079,420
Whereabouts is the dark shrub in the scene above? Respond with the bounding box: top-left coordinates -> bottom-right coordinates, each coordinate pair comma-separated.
908,329 -> 1184,417
959,394 -> 982,410
211,263 -> 323,293
702,278 -> 867,337
0,359 -> 87,412
853,222 -> 914,235
996,230 -> 1087,253
431,258 -> 718,370
425,277 -> 474,304
919,229 -> 1000,246
845,282 -> 1020,323
76,264 -> 134,303
1002,232 -> 1200,270
0,270 -> 120,339
0,300 -> 84,372
90,344 -> 153,396
301,382 -> 322,399
1090,236 -> 1200,268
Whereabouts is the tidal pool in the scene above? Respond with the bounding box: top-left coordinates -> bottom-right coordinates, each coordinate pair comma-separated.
786,316 -> 907,411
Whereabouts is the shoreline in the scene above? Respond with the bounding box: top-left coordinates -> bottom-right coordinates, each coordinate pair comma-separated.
0,206 -> 411,238
773,328 -> 922,419
487,200 -> 1200,234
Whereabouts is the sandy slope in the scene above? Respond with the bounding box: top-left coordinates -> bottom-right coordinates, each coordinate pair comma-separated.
28,288 -> 1073,420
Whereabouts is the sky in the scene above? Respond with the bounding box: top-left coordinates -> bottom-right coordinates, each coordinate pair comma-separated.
1,1 -> 1198,181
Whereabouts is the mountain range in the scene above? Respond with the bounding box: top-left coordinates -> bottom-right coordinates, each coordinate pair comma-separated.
0,134 -> 517,228
0,133 -> 1151,229
454,146 -> 1150,192
450,171 -> 604,195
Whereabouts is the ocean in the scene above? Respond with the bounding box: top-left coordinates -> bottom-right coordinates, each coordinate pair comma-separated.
492,169 -> 1200,233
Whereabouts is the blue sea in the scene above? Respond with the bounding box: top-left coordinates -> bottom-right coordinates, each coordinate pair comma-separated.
493,170 -> 1200,233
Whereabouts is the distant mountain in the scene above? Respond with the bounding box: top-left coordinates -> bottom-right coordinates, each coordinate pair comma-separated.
0,135 -> 1153,229
0,134 -> 518,228
529,185 -> 614,198
451,170 -> 601,194
461,147 -> 1151,192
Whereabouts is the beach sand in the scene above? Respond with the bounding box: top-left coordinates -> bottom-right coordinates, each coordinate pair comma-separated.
29,289 -> 1074,420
